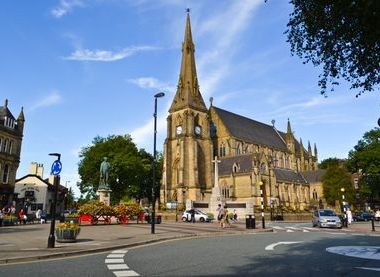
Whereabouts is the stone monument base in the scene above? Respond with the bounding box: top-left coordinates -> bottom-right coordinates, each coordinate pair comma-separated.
97,189 -> 112,206
209,186 -> 224,215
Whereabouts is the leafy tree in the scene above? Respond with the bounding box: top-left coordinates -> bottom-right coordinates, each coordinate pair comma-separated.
319,158 -> 346,169
77,135 -> 160,205
286,0 -> 380,96
347,128 -> 380,204
321,165 -> 354,207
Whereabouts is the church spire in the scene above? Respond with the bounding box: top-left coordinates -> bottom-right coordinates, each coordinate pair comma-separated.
287,118 -> 292,134
314,143 -> 318,160
169,12 -> 207,113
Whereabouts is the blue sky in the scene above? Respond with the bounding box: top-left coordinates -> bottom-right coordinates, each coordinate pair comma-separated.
2,0 -> 378,198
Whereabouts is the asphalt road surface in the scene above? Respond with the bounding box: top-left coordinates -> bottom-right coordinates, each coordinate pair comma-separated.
1,231 -> 380,276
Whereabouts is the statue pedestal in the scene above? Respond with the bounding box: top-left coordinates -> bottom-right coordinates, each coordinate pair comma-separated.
209,186 -> 224,215
97,189 -> 112,206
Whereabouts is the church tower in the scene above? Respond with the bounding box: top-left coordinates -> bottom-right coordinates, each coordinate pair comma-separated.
161,12 -> 213,205
285,118 -> 296,170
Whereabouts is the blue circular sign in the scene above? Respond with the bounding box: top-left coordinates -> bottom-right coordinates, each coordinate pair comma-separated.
51,160 -> 62,176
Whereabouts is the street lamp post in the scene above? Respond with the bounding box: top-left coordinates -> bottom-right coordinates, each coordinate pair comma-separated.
151,92 -> 165,234
341,187 -> 347,227
47,153 -> 61,248
258,181 -> 265,229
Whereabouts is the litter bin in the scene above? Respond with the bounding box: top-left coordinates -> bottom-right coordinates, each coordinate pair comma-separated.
245,215 -> 255,229
156,215 -> 162,224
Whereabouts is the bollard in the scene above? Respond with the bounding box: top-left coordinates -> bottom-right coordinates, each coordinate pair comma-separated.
372,218 -> 375,232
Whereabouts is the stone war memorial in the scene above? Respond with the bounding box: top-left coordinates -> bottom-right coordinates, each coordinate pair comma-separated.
97,157 -> 112,206
160,12 -> 319,219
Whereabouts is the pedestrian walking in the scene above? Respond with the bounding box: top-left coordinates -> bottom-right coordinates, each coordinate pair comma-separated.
232,209 -> 238,223
347,210 -> 352,225
41,209 -> 47,224
36,208 -> 42,222
190,208 -> 195,223
216,204 -> 222,223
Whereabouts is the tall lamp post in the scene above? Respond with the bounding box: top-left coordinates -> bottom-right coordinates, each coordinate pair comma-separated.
47,153 -> 61,248
341,187 -> 347,227
258,181 -> 265,229
151,92 -> 165,234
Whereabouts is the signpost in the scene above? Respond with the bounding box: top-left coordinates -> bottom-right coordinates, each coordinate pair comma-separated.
47,153 -> 61,248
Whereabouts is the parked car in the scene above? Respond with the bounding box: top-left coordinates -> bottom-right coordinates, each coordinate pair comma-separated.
182,209 -> 211,222
353,212 -> 374,222
312,209 -> 342,228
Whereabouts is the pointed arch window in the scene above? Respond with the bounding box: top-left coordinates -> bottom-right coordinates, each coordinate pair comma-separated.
3,164 -> 9,183
236,143 -> 241,155
219,142 -> 226,157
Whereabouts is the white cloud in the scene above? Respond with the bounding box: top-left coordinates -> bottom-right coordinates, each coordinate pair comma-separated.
30,90 -> 62,111
51,0 -> 85,18
64,46 -> 158,62
196,0 -> 263,98
128,77 -> 175,92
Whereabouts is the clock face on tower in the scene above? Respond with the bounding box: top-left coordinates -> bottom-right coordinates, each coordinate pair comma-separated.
195,125 -> 201,135
176,125 -> 182,135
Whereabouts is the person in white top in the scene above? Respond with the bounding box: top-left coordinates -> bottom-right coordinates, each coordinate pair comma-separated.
347,210 -> 353,225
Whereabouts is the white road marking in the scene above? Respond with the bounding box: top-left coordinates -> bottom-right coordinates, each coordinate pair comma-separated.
104,249 -> 140,276
106,259 -> 125,263
107,254 -> 126,258
265,241 -> 303,251
113,270 -> 139,276
108,264 -> 129,270
286,229 -> 294,232
302,229 -> 310,232
326,246 -> 380,260
272,226 -> 285,230
356,267 -> 380,272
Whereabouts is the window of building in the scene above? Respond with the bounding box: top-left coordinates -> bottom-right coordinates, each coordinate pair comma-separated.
219,142 -> 226,157
2,164 -> 9,183
2,139 -> 7,152
312,189 -> 318,200
236,143 -> 241,155
222,186 -> 232,199
9,140 -> 13,154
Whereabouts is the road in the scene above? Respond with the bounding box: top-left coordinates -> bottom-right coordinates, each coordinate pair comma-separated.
1,224 -> 380,276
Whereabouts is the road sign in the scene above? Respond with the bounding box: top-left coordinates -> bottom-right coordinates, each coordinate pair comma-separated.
51,160 -> 62,176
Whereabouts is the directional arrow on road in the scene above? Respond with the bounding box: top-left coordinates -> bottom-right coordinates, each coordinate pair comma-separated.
265,241 -> 303,251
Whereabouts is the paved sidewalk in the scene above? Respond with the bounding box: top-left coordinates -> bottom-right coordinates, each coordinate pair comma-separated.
0,220 -> 270,264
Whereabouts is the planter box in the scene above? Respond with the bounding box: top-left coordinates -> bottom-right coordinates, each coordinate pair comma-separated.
56,228 -> 80,243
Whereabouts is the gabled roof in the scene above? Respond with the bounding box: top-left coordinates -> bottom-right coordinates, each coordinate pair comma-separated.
211,106 -> 288,151
274,168 -> 308,184
219,154 -> 252,175
0,105 -> 15,121
15,174 -> 66,191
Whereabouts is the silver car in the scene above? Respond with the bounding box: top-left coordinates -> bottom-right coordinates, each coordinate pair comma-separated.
312,209 -> 342,228
182,210 -> 211,222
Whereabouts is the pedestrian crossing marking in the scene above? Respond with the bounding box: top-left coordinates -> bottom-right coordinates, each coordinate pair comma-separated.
105,249 -> 140,276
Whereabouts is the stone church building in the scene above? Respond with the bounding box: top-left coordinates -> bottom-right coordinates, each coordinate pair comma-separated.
160,14 -> 318,212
